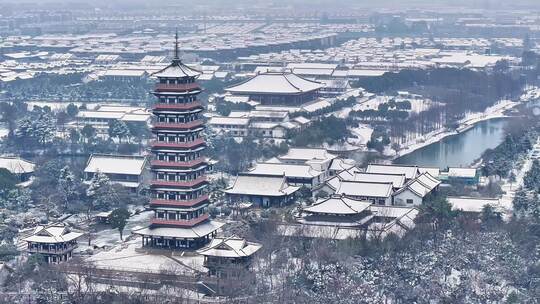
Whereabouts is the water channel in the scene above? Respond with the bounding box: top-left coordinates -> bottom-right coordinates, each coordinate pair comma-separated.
395,118 -> 511,169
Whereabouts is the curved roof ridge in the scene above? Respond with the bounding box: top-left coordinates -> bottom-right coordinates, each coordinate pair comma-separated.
282,73 -> 302,92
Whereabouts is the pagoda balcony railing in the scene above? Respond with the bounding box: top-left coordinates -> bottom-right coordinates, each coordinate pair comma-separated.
151,176 -> 207,188
155,83 -> 201,92
151,138 -> 205,149
152,120 -> 204,130
151,158 -> 207,168
28,245 -> 77,255
152,102 -> 202,111
149,194 -> 209,208
151,214 -> 209,227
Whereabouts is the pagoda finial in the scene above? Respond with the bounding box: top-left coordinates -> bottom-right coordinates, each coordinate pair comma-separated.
173,29 -> 180,62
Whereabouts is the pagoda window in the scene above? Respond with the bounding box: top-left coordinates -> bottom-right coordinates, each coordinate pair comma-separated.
158,116 -> 166,122
167,174 -> 176,181
157,172 -> 165,180
157,192 -> 165,199
168,193 -> 176,200
157,212 -> 165,219
157,154 -> 165,161
167,135 -> 176,142
158,135 -> 166,142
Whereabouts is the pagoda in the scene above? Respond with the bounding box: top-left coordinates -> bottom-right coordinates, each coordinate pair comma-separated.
134,33 -> 223,249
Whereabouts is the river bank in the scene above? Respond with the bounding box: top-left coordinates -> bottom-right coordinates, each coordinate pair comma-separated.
393,99 -> 518,159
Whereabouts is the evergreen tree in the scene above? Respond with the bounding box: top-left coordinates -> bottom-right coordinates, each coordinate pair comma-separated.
109,207 -> 131,241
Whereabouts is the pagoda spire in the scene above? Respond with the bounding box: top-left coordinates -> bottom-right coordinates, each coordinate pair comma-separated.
173,29 -> 180,63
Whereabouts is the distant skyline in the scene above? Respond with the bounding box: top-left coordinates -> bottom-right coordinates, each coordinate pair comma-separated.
2,0 -> 540,11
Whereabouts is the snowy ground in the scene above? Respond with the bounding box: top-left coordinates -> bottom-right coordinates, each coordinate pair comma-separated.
85,237 -> 205,274
349,124 -> 374,146
78,209 -> 208,275
75,208 -> 153,250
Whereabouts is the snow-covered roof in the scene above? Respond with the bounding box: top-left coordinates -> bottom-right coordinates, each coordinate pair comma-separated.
24,223 -> 83,244
329,159 -> 357,172
301,99 -> 332,112
249,110 -> 289,119
208,116 -> 250,126
279,148 -> 337,162
351,172 -> 406,189
249,122 -> 283,129
304,196 -> 371,215
224,95 -> 250,103
77,111 -> 124,119
336,181 -> 393,198
395,172 -> 440,198
448,167 -> 477,178
84,154 -> 146,176
197,236 -> 262,258
247,163 -> 322,179
225,72 -> 323,95
370,205 -> 419,219
224,174 -> 300,197
104,69 -> 146,77
419,167 -> 441,178
448,196 -> 501,213
120,113 -> 151,122
152,60 -> 201,78
292,116 -> 310,125
366,164 -> 419,180
0,156 -> 35,174
286,63 -> 338,70
133,220 -> 224,239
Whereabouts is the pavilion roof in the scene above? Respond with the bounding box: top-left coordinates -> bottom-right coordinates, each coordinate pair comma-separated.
225,72 -> 323,95
303,196 -> 371,215
197,236 -> 262,258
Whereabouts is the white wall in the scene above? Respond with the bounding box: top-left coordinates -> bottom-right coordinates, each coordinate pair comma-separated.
394,189 -> 423,206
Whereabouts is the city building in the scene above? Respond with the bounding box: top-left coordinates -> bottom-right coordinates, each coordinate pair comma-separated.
277,148 -> 339,179
299,195 -> 373,227
225,72 -> 323,105
198,236 -> 262,277
74,106 -> 151,135
224,174 -> 299,207
23,223 -> 83,264
83,154 -> 148,191
393,172 -> 441,206
208,116 -> 250,137
446,167 -> 479,184
334,181 -> 394,205
246,162 -> 324,187
133,34 -> 223,249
